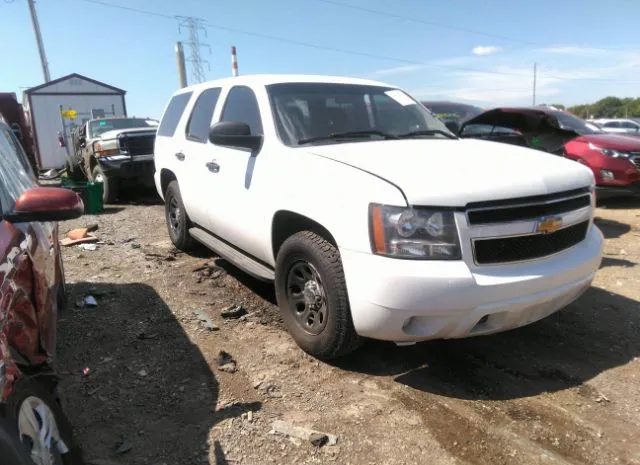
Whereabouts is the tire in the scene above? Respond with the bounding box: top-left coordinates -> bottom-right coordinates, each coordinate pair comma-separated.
92,164 -> 118,204
275,231 -> 362,360
164,181 -> 197,251
4,378 -> 84,465
0,417 -> 35,465
64,161 -> 85,182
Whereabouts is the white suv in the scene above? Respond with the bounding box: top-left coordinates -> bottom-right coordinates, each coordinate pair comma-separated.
154,75 -> 604,359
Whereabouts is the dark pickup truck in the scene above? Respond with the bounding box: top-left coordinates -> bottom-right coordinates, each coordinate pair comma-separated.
68,117 -> 158,203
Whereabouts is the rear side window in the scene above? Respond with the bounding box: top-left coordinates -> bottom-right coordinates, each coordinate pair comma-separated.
186,88 -> 222,143
157,92 -> 192,137
221,86 -> 263,135
0,125 -> 36,216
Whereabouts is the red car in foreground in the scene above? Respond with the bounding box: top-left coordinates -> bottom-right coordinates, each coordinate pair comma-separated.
0,118 -> 84,464
452,107 -> 640,196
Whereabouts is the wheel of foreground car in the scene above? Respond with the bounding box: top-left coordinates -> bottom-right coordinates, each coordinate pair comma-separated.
164,181 -> 197,251
92,165 -> 118,204
275,231 -> 362,360
5,379 -> 83,465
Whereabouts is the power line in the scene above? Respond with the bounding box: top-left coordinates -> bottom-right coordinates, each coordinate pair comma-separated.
312,0 -> 541,46
77,0 -> 640,84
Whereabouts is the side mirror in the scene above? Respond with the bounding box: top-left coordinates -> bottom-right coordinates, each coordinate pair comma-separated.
445,120 -> 461,136
209,121 -> 263,152
6,187 -> 84,223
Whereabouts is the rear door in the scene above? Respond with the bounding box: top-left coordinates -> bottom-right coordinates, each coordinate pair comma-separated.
155,91 -> 193,199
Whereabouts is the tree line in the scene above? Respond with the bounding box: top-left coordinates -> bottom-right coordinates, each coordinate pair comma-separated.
545,97 -> 640,119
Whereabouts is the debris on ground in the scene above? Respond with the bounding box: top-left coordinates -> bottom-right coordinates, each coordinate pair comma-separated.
216,350 -> 237,373
75,295 -> 98,309
60,227 -> 99,246
81,367 -> 91,377
78,243 -> 98,251
194,309 -> 219,331
270,420 -> 338,447
115,441 -> 132,455
221,304 -> 247,319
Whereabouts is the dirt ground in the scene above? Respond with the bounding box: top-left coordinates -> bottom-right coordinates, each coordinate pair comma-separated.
55,189 -> 640,465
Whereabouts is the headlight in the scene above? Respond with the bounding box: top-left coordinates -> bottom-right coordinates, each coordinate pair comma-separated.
588,143 -> 630,158
369,204 -> 461,259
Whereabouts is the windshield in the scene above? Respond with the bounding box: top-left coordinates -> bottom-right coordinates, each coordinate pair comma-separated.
552,111 -> 601,135
266,83 -> 454,147
89,118 -> 158,138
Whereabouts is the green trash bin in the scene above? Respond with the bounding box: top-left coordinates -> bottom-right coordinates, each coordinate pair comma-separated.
60,178 -> 104,214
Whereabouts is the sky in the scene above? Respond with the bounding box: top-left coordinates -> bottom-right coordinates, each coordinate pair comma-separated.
1,0 -> 639,118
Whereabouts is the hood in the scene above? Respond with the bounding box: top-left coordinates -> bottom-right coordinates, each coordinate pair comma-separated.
94,127 -> 157,140
305,139 -> 594,207
575,133 -> 640,151
460,108 -> 580,153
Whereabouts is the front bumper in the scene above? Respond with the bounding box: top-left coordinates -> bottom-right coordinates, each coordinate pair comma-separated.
98,154 -> 155,180
596,181 -> 640,198
340,224 -> 604,343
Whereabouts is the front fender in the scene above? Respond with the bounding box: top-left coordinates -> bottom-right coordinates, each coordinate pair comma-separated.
264,153 -> 407,259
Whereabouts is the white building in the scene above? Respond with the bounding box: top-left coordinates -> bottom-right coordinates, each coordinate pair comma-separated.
24,73 -> 127,170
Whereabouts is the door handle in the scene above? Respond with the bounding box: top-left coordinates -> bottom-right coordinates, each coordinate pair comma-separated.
206,161 -> 220,173
175,152 -> 186,161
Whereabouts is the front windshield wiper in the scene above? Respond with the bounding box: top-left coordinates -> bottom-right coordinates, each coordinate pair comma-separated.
298,130 -> 399,145
396,129 -> 458,140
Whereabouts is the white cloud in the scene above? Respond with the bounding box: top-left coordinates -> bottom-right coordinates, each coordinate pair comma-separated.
472,46 -> 501,56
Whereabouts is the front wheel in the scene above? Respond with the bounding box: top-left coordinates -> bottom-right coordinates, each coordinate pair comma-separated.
5,378 -> 84,465
275,231 -> 362,360
92,164 -> 118,204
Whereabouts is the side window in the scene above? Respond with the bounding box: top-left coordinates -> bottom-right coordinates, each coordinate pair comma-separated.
603,121 -> 620,128
186,88 -> 222,143
622,121 -> 639,129
0,126 -> 36,215
157,92 -> 193,137
221,86 -> 263,135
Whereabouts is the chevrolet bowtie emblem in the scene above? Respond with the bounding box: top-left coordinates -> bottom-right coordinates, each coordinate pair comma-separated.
536,216 -> 563,234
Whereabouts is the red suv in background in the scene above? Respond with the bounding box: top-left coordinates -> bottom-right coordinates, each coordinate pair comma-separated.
564,131 -> 640,194
0,118 -> 84,464
454,107 -> 640,196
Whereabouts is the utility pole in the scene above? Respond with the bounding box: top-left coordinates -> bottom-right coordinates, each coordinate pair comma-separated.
27,0 -> 51,82
532,62 -> 537,106
175,41 -> 188,88
231,46 -> 239,77
176,16 -> 211,84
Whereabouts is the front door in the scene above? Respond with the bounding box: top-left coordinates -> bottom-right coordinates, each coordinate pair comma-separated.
205,85 -> 270,262
178,87 -> 223,229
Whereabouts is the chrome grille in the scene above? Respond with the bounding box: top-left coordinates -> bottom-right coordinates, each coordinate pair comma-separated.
466,189 -> 593,265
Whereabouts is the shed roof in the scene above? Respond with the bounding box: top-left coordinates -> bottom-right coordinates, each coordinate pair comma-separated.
25,73 -> 126,95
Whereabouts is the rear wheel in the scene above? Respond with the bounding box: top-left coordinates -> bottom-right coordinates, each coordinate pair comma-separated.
64,161 -> 85,182
5,379 -> 84,465
92,164 -> 118,204
275,231 -> 362,360
164,181 -> 197,251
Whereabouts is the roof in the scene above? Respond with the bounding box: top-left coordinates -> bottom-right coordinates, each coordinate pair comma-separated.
25,73 -> 126,95
174,74 -> 396,95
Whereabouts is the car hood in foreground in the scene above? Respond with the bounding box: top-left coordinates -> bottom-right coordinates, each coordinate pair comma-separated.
305,138 -> 594,207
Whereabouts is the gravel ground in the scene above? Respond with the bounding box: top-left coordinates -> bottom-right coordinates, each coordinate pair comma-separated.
55,190 -> 640,465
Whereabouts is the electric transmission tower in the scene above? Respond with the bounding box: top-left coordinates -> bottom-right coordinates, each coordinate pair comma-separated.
176,16 -> 211,83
